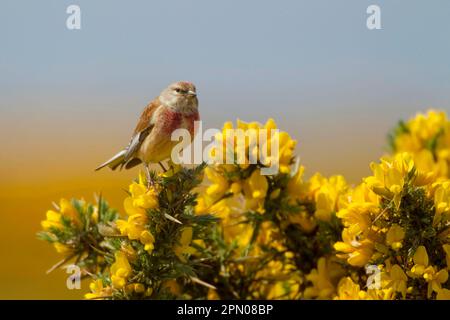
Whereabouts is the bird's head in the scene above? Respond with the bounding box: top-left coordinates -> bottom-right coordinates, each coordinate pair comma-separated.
160,81 -> 198,113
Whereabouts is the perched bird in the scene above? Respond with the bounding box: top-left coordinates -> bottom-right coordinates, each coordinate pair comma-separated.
95,81 -> 199,183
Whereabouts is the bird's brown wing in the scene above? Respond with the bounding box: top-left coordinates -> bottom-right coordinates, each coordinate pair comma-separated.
122,99 -> 161,166
133,98 -> 161,135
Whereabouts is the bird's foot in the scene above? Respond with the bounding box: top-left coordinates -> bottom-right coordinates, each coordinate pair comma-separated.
144,164 -> 155,190
146,176 -> 155,190
158,161 -> 167,172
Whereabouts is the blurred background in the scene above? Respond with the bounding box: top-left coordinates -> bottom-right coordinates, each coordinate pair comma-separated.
0,0 -> 449,299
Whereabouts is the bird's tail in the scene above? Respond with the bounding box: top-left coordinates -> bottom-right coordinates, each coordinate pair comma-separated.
95,150 -> 127,171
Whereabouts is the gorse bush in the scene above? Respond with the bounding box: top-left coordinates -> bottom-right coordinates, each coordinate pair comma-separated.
38,110 -> 450,300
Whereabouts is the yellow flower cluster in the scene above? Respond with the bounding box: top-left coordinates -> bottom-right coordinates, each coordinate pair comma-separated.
210,118 -> 296,174
302,256 -> 345,299
393,110 -> 450,179
407,246 -> 448,298
41,198 -> 83,254
41,198 -> 81,231
246,111 -> 450,300
84,279 -> 112,300
196,118 -> 297,220
285,171 -> 348,299
110,251 -> 132,289
85,250 -> 153,299
252,257 -> 302,299
333,277 -> 397,300
173,227 -> 197,262
116,173 -> 158,252
287,170 -> 348,232
333,152 -> 450,299
196,119 -> 303,298
40,110 -> 450,300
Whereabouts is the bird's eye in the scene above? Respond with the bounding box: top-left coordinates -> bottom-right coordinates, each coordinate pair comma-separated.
174,88 -> 181,93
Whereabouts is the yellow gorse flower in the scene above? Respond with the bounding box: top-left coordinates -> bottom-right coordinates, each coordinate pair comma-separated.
210,118 -> 296,174
434,181 -> 450,226
437,288 -> 450,300
394,110 -> 450,179
286,171 -> 347,235
41,198 -> 80,231
408,246 -> 449,298
41,210 -> 63,231
383,264 -> 408,299
364,153 -> 415,209
204,166 -> 229,198
252,259 -> 301,300
116,177 -> 158,253
386,224 -> 405,250
286,165 -> 305,201
85,279 -> 112,300
303,257 -> 336,299
124,178 -> 159,216
334,225 -> 374,267
443,244 -> 450,269
304,173 -> 348,222
395,110 -> 448,151
334,277 -> 365,300
174,227 -> 197,262
242,169 -> 268,213
140,230 -> 155,252
111,251 -> 132,289
53,242 -> 72,254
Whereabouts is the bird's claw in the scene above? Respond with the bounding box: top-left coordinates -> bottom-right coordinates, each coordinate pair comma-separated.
146,177 -> 155,190
144,165 -> 155,190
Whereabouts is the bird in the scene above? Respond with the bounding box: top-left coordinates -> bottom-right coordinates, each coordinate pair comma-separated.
95,81 -> 199,185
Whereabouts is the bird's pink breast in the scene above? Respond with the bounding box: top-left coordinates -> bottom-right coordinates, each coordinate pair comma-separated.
160,109 -> 183,132
160,109 -> 199,136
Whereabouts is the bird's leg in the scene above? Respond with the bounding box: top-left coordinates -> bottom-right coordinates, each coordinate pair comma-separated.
158,161 -> 167,172
144,163 -> 154,189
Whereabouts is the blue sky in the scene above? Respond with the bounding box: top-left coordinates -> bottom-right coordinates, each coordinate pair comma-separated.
1,0 -> 449,179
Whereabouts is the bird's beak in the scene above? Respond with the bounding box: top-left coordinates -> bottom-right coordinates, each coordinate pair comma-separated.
187,90 -> 197,97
